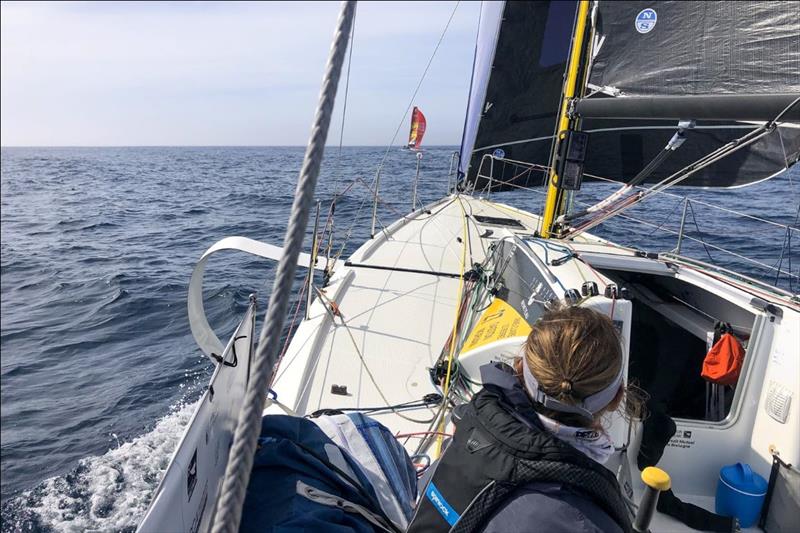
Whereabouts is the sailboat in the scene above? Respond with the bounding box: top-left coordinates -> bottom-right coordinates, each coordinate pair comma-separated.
405,106 -> 427,152
138,1 -> 799,532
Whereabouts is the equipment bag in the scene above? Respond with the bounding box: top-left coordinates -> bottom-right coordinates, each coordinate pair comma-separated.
240,415 -> 408,533
701,332 -> 745,386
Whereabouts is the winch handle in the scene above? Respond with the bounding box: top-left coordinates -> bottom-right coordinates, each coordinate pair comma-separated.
633,467 -> 671,532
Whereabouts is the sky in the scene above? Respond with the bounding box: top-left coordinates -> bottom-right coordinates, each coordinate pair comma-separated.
0,1 -> 481,146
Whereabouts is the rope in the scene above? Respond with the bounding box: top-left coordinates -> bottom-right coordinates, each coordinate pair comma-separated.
435,196 -> 469,456
211,3 -> 356,531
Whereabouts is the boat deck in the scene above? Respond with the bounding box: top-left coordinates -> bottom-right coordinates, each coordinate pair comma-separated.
266,193 -> 797,533
269,195 -> 543,436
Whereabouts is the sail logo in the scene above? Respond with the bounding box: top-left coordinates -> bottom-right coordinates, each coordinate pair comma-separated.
635,8 -> 657,34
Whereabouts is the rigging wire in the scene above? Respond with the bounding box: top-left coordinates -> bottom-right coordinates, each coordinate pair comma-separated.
319,3 -> 358,274
646,196 -> 685,238
337,4 -> 357,162
374,1 -> 461,178
326,2 -> 463,270
687,200 -> 716,265
212,4 -> 356,531
580,171 -> 799,232
568,95 -> 800,237
355,1 -> 462,241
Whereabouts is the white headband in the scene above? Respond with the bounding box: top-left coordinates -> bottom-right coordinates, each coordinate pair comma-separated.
522,356 -> 624,421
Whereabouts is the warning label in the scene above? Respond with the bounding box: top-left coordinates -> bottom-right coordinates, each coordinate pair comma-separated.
462,298 -> 532,352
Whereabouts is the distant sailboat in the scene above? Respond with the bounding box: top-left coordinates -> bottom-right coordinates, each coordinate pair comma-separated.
406,106 -> 426,151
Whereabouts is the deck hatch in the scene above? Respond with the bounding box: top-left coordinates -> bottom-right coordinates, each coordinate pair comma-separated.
472,215 -> 526,229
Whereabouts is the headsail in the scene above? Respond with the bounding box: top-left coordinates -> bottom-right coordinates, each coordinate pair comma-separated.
460,1 -> 800,191
407,106 -> 427,150
458,1 -> 576,189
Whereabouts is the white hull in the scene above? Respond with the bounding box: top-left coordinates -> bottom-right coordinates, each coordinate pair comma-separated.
141,193 -> 800,532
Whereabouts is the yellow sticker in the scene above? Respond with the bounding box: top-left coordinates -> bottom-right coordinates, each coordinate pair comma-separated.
462,298 -> 532,352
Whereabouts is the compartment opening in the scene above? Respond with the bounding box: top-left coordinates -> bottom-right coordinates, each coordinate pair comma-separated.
599,270 -> 756,423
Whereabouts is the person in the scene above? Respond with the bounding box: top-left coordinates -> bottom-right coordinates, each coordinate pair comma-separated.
408,305 -> 638,533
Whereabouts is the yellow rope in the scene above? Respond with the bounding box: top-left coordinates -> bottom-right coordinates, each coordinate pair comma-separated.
436,195 -> 469,457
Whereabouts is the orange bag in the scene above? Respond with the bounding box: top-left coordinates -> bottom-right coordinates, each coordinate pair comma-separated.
701,333 -> 745,386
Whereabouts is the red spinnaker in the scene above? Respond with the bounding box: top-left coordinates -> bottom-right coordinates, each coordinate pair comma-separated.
407,107 -> 427,150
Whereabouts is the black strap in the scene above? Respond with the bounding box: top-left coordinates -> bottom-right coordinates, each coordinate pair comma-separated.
712,321 -> 732,345
657,489 -> 734,532
759,454 -> 793,528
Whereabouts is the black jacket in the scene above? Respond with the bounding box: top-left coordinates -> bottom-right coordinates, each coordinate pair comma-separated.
407,362 -> 631,533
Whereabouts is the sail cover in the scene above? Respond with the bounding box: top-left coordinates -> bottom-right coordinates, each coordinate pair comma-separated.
407,106 -> 427,150
460,1 -> 800,191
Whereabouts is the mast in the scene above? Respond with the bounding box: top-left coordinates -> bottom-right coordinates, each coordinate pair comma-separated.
539,0 -> 591,239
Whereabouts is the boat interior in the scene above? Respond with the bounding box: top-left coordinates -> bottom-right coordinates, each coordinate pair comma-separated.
601,268 -> 757,423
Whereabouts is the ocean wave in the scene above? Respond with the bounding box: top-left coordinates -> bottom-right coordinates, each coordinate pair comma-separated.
0,400 -> 198,533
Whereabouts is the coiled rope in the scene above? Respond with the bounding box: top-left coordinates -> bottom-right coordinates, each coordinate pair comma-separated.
211,3 -> 356,531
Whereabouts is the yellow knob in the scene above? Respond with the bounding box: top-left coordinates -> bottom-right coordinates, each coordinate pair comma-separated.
641,467 -> 671,491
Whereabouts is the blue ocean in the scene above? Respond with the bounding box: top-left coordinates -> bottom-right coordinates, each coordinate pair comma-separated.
1,146 -> 797,531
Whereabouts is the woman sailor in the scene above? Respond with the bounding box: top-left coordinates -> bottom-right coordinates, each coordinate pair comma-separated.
408,305 -> 636,533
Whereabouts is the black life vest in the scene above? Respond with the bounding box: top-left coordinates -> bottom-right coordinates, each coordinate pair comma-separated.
407,365 -> 633,533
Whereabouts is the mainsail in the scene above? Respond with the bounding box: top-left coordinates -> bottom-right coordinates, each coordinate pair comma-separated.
459,1 -> 800,191
407,106 -> 427,150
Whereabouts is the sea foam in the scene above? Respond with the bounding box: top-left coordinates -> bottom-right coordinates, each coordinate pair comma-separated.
2,400 -> 198,533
